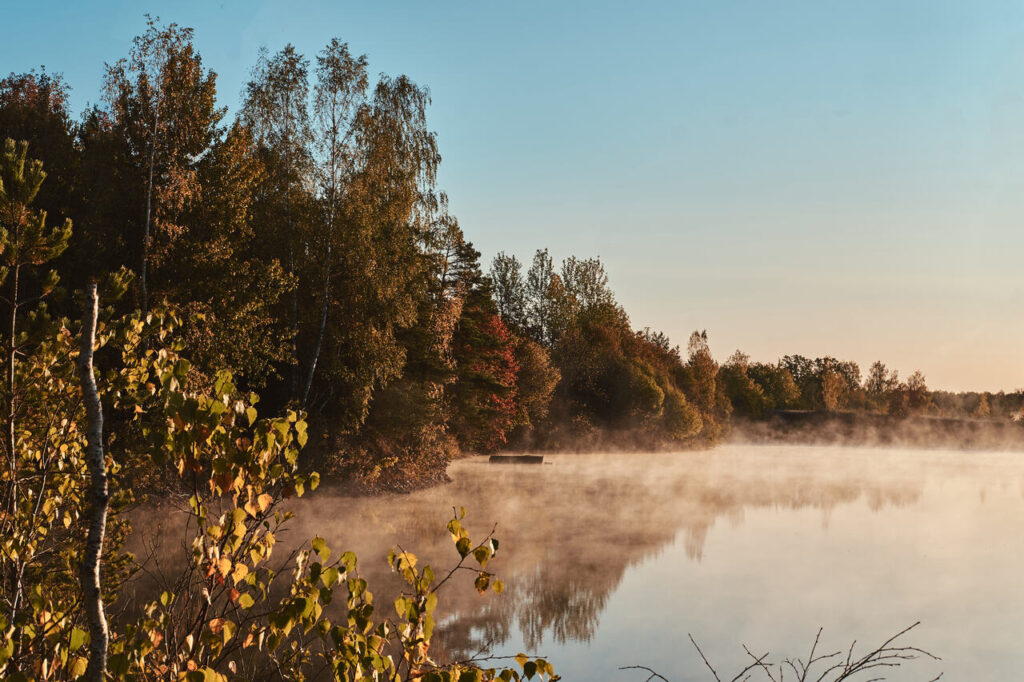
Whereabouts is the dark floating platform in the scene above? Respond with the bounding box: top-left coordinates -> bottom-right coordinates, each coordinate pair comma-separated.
488,454 -> 545,464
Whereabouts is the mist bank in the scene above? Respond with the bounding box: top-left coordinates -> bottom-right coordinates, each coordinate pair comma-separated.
731,410 -> 1024,451
128,447 -> 928,659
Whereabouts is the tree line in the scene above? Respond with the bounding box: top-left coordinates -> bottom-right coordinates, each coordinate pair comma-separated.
0,19 -> 745,489
1,16 -> 1016,497
721,351 -> 1024,421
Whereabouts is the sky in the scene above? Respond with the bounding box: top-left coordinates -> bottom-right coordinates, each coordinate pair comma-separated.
3,0 -> 1024,392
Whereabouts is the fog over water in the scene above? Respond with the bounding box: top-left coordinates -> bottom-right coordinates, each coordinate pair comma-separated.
134,445 -> 1024,679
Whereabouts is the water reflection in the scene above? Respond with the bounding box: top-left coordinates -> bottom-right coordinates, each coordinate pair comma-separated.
282,446 -> 925,659
132,445 -> 1018,680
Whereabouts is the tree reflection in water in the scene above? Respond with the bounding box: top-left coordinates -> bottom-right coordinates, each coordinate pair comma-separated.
127,445 -> 925,664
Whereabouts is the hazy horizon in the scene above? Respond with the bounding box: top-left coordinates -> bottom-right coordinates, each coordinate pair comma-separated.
5,1 -> 1023,393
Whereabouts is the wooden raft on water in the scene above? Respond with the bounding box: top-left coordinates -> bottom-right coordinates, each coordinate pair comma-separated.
488,455 -> 545,464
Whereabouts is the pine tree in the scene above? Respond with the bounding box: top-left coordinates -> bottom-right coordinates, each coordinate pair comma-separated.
448,239 -> 518,451
0,139 -> 74,673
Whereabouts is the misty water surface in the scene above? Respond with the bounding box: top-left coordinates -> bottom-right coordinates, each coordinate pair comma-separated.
138,445 -> 1024,679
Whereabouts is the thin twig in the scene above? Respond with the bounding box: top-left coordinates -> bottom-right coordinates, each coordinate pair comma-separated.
690,633 -> 722,682
620,665 -> 672,682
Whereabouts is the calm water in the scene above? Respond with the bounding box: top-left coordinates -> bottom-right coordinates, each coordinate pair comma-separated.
159,445 -> 1024,679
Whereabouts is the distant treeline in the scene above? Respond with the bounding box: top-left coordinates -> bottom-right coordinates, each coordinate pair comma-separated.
720,351 -> 1024,422
1,21 -> 1017,492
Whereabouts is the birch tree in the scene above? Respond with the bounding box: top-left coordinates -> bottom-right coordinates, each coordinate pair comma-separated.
76,283 -> 107,682
104,16 -> 221,311
302,40 -> 368,405
241,44 -> 312,398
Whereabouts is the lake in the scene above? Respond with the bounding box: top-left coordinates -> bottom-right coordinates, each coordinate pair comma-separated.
276,444 -> 1024,680
132,444 -> 1024,679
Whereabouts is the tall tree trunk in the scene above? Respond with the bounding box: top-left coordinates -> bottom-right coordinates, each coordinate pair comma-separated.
302,253 -> 330,406
5,263 -> 22,668
6,264 -> 21,627
142,143 -> 155,313
78,283 -> 109,682
283,92 -> 300,401
302,133 -> 340,408
289,242 -> 299,400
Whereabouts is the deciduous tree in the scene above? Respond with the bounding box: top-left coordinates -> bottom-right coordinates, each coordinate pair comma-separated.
104,17 -> 222,311
490,251 -> 527,332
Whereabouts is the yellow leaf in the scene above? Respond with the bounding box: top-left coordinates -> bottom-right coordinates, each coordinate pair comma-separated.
69,656 -> 88,677
395,551 -> 417,569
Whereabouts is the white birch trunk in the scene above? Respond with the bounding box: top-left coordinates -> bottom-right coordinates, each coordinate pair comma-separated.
77,283 -> 109,682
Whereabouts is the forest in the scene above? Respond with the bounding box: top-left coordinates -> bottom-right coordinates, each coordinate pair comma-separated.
0,19 -> 737,493
0,17 -> 1014,682
2,19 -> 1018,488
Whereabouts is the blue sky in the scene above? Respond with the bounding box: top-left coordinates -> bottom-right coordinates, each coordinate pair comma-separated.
4,1 -> 1024,391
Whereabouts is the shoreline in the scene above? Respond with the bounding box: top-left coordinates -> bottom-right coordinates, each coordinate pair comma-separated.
729,410 -> 1024,451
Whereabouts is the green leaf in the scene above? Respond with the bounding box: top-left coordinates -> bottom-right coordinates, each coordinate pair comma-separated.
447,518 -> 463,539
246,406 -> 258,426
395,596 -> 413,619
108,653 -> 129,676
311,536 -> 329,562
69,627 -> 88,652
321,567 -> 340,588
238,593 -> 255,609
456,537 -> 472,558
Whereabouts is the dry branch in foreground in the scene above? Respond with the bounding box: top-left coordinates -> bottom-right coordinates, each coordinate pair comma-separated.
622,622 -> 941,682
